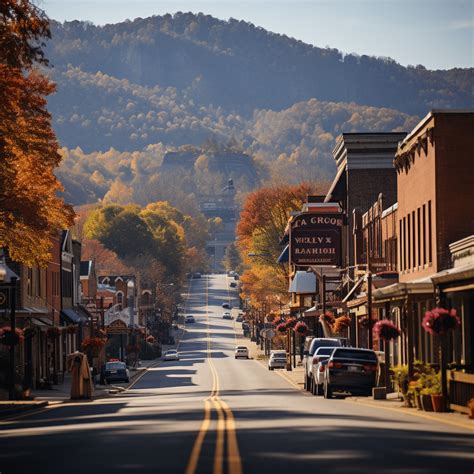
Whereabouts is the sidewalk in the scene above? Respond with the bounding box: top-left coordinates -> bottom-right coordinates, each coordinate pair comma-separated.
235,327 -> 474,430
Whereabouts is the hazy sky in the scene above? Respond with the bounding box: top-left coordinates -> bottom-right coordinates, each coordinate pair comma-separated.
41,0 -> 473,70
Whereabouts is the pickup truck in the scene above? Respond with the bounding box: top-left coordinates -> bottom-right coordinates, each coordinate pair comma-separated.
303,337 -> 342,392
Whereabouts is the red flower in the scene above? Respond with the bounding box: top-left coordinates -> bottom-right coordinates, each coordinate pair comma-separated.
285,318 -> 297,330
359,316 -> 376,329
422,308 -> 460,335
374,320 -> 400,341
276,322 -> 287,333
294,321 -> 308,335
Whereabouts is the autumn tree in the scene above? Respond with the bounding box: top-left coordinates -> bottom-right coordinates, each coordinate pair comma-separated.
237,182 -> 327,307
222,243 -> 241,273
0,1 -> 74,266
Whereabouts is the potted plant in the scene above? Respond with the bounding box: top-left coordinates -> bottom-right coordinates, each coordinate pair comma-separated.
420,387 -> 434,411
391,365 -> 410,406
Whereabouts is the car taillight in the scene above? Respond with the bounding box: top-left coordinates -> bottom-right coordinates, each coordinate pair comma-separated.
319,364 -> 325,372
363,364 -> 377,372
328,361 -> 342,369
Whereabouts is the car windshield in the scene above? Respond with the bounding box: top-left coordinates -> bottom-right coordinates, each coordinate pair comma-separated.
167,351 -> 177,355
314,347 -> 336,356
106,362 -> 125,370
274,356 -> 286,360
333,349 -> 377,361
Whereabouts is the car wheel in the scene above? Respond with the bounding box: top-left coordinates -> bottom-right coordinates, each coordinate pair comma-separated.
304,375 -> 309,391
311,379 -> 318,396
324,381 -> 333,399
315,383 -> 322,396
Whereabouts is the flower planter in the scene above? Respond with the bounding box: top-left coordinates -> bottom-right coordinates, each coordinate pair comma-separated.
414,394 -> 422,410
431,394 -> 444,412
421,394 -> 433,411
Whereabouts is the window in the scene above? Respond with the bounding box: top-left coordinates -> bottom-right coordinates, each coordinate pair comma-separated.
116,292 -> 123,305
27,267 -> 33,296
399,220 -> 403,271
417,208 -> 421,267
428,200 -> 432,264
407,214 -> 411,269
412,210 -> 416,269
422,204 -> 426,265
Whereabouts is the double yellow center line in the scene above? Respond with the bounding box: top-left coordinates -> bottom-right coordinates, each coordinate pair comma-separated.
185,276 -> 243,474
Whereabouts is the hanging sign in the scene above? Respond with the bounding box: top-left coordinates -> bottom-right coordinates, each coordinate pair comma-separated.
0,288 -> 9,309
290,213 -> 343,267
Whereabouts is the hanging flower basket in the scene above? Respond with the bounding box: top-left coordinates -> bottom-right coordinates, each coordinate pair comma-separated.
285,318 -> 297,330
23,327 -> 36,339
374,320 -> 401,341
359,316 -> 376,329
47,327 -> 61,340
0,326 -> 24,346
65,326 -> 77,335
422,308 -> 460,335
276,322 -> 287,334
82,337 -> 107,356
146,335 -> 155,344
333,315 -> 351,334
294,321 -> 309,336
319,311 -> 335,326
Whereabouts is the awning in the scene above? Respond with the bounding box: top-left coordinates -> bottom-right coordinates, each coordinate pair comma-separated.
16,306 -> 48,316
277,245 -> 289,263
430,263 -> 474,287
61,309 -> 88,324
372,278 -> 433,302
289,271 -> 316,294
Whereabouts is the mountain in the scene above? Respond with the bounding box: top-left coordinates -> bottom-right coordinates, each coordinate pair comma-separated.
45,13 -> 472,205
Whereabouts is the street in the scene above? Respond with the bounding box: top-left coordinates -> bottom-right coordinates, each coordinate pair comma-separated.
1,274 -> 473,474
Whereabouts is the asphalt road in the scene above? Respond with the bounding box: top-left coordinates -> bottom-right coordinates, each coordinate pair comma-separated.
1,274 -> 473,474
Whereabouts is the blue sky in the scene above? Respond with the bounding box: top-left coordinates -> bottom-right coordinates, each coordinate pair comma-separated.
41,0 -> 473,70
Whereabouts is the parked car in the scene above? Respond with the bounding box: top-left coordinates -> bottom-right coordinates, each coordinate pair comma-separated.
163,349 -> 180,361
303,338 -> 342,391
229,281 -> 237,288
222,302 -> 231,309
222,312 -> 233,320
100,361 -> 130,384
309,347 -> 340,395
236,315 -> 243,323
323,347 -> 378,399
185,315 -> 195,323
235,346 -> 249,359
192,272 -> 202,279
268,352 -> 287,370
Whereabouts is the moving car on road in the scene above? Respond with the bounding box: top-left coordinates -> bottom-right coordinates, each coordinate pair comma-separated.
163,349 -> 180,361
235,346 -> 249,359
268,351 -> 287,370
303,337 -> 342,391
236,315 -> 243,322
309,347 -> 340,395
185,315 -> 195,323
222,302 -> 231,309
100,361 -> 130,384
323,347 -> 378,399
222,312 -> 233,320
229,281 -> 237,288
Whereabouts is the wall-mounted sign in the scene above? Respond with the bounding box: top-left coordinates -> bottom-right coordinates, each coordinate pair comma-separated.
290,213 -> 343,267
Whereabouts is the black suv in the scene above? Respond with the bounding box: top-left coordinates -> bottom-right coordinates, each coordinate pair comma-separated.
323,347 -> 378,399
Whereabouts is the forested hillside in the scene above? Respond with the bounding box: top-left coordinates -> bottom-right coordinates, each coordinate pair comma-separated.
45,13 -> 472,205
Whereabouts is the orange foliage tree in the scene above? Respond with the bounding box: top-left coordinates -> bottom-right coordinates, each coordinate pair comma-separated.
0,1 -> 74,266
237,181 -> 328,309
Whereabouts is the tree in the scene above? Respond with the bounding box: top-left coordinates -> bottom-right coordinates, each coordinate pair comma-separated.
0,1 -> 74,266
223,243 -> 241,272
236,182 -> 326,306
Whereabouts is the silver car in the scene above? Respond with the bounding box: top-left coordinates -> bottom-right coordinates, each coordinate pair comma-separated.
163,349 -> 180,361
268,352 -> 287,370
